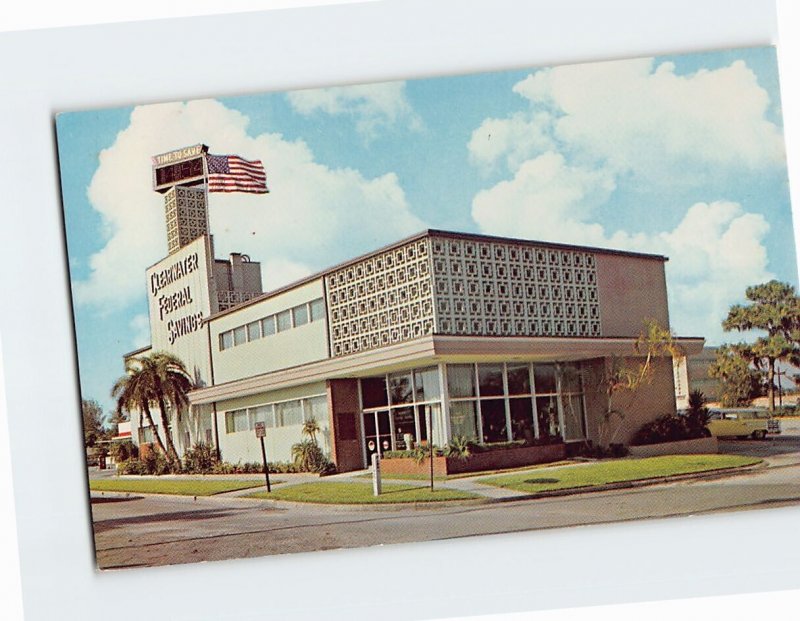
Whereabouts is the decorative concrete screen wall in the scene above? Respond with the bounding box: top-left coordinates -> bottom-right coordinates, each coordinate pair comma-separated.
324,232 -> 605,357
325,237 -> 435,357
164,186 -> 208,255
430,235 -> 601,338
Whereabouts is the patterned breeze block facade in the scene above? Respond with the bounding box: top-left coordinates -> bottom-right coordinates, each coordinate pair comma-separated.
324,233 -> 602,357
164,186 -> 208,255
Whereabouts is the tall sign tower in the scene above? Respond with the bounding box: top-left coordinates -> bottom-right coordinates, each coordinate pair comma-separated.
144,144 -> 266,386
152,144 -> 210,254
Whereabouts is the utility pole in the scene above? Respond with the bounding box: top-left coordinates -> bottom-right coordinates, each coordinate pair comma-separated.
775,368 -> 786,411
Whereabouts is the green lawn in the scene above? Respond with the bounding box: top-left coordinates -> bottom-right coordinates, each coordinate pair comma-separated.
89,478 -> 268,496
477,455 -> 761,494
247,481 -> 479,504
354,460 -> 577,482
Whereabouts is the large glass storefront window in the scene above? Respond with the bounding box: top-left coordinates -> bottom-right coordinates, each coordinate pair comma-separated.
449,401 -> 478,440
445,362 -> 587,445
359,362 -> 587,465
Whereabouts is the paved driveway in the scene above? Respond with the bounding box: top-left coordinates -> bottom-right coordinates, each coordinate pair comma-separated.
91,460 -> 800,569
716,418 -> 800,467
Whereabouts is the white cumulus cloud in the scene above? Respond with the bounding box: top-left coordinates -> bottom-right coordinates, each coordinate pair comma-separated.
287,81 -> 421,139
129,313 -> 151,349
469,55 -> 781,344
73,99 -> 425,310
468,111 -> 555,172
512,57 -> 785,179
472,158 -> 772,344
472,152 -> 616,245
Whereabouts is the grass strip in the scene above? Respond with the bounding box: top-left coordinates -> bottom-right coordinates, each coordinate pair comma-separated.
89,478 -> 268,496
247,481 -> 479,504
477,454 -> 761,494
353,460 -> 577,482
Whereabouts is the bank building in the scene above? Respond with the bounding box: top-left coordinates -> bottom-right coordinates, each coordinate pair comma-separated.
124,144 -> 704,471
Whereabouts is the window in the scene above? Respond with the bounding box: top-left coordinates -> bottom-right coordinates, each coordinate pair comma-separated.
413,367 -> 440,402
293,304 -> 309,326
305,396 -> 328,423
560,393 -> 586,441
449,401 -> 478,441
536,395 -> 560,439
225,410 -> 249,433
478,364 -> 504,397
251,404 -> 274,428
388,372 -> 413,405
480,399 -> 507,443
246,321 -> 261,342
138,426 -> 156,444
361,377 -> 388,409
447,364 -> 476,398
276,309 -> 292,332
506,363 -> 531,395
510,398 -> 535,442
261,315 -> 276,336
276,400 -> 303,426
310,298 -> 325,322
233,325 -> 247,346
533,364 -> 558,393
219,331 -> 233,351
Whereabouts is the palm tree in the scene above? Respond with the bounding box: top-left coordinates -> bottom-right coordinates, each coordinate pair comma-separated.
301,417 -> 320,444
151,352 -> 194,465
112,352 -> 193,466
112,357 -> 169,459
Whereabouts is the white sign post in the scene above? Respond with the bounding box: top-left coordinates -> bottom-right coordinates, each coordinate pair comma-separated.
371,452 -> 381,496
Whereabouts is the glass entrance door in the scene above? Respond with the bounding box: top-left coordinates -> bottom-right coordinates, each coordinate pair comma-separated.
363,410 -> 391,465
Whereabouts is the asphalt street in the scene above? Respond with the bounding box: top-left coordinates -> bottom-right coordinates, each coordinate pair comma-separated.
90,422 -> 800,569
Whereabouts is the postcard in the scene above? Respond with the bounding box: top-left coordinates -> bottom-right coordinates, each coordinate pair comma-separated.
56,45 -> 799,570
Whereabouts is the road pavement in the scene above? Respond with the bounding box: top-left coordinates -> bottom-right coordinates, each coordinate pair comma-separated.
90,425 -> 800,569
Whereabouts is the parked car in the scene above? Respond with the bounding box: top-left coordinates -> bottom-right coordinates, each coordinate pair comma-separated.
707,408 -> 781,440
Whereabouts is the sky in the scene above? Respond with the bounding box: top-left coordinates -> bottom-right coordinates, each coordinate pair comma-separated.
56,46 -> 797,417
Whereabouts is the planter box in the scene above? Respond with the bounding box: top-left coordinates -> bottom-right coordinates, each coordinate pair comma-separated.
628,436 -> 718,458
380,443 -> 567,476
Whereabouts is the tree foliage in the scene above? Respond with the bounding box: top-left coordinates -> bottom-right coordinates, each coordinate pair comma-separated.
708,344 -> 765,407
82,399 -> 105,447
721,280 -> 800,410
111,351 -> 193,466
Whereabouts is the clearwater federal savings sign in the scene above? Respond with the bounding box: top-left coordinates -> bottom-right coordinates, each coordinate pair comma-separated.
146,236 -> 212,350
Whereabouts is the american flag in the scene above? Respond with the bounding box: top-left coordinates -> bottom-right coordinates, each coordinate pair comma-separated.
206,153 -> 269,194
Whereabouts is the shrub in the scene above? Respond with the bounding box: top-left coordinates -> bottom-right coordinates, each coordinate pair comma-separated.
183,442 -> 217,474
291,440 -> 334,473
577,442 -> 629,458
631,412 -> 705,446
446,436 -> 475,460
118,458 -> 147,475
684,390 -> 712,438
142,450 -> 172,475
109,440 -> 137,463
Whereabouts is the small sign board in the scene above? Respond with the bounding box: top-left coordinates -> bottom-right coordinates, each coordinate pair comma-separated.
254,422 -> 266,438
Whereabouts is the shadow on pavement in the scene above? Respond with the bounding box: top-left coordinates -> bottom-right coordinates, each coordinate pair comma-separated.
93,506 -> 268,533
91,496 -> 143,504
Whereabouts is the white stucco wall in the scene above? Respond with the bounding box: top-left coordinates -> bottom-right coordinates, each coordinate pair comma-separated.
215,381 -> 331,465
210,278 -> 329,384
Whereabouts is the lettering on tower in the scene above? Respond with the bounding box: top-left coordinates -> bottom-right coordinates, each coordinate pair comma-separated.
146,237 -> 211,348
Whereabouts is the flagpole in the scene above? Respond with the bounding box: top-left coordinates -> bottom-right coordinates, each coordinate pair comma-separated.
201,147 -> 212,251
